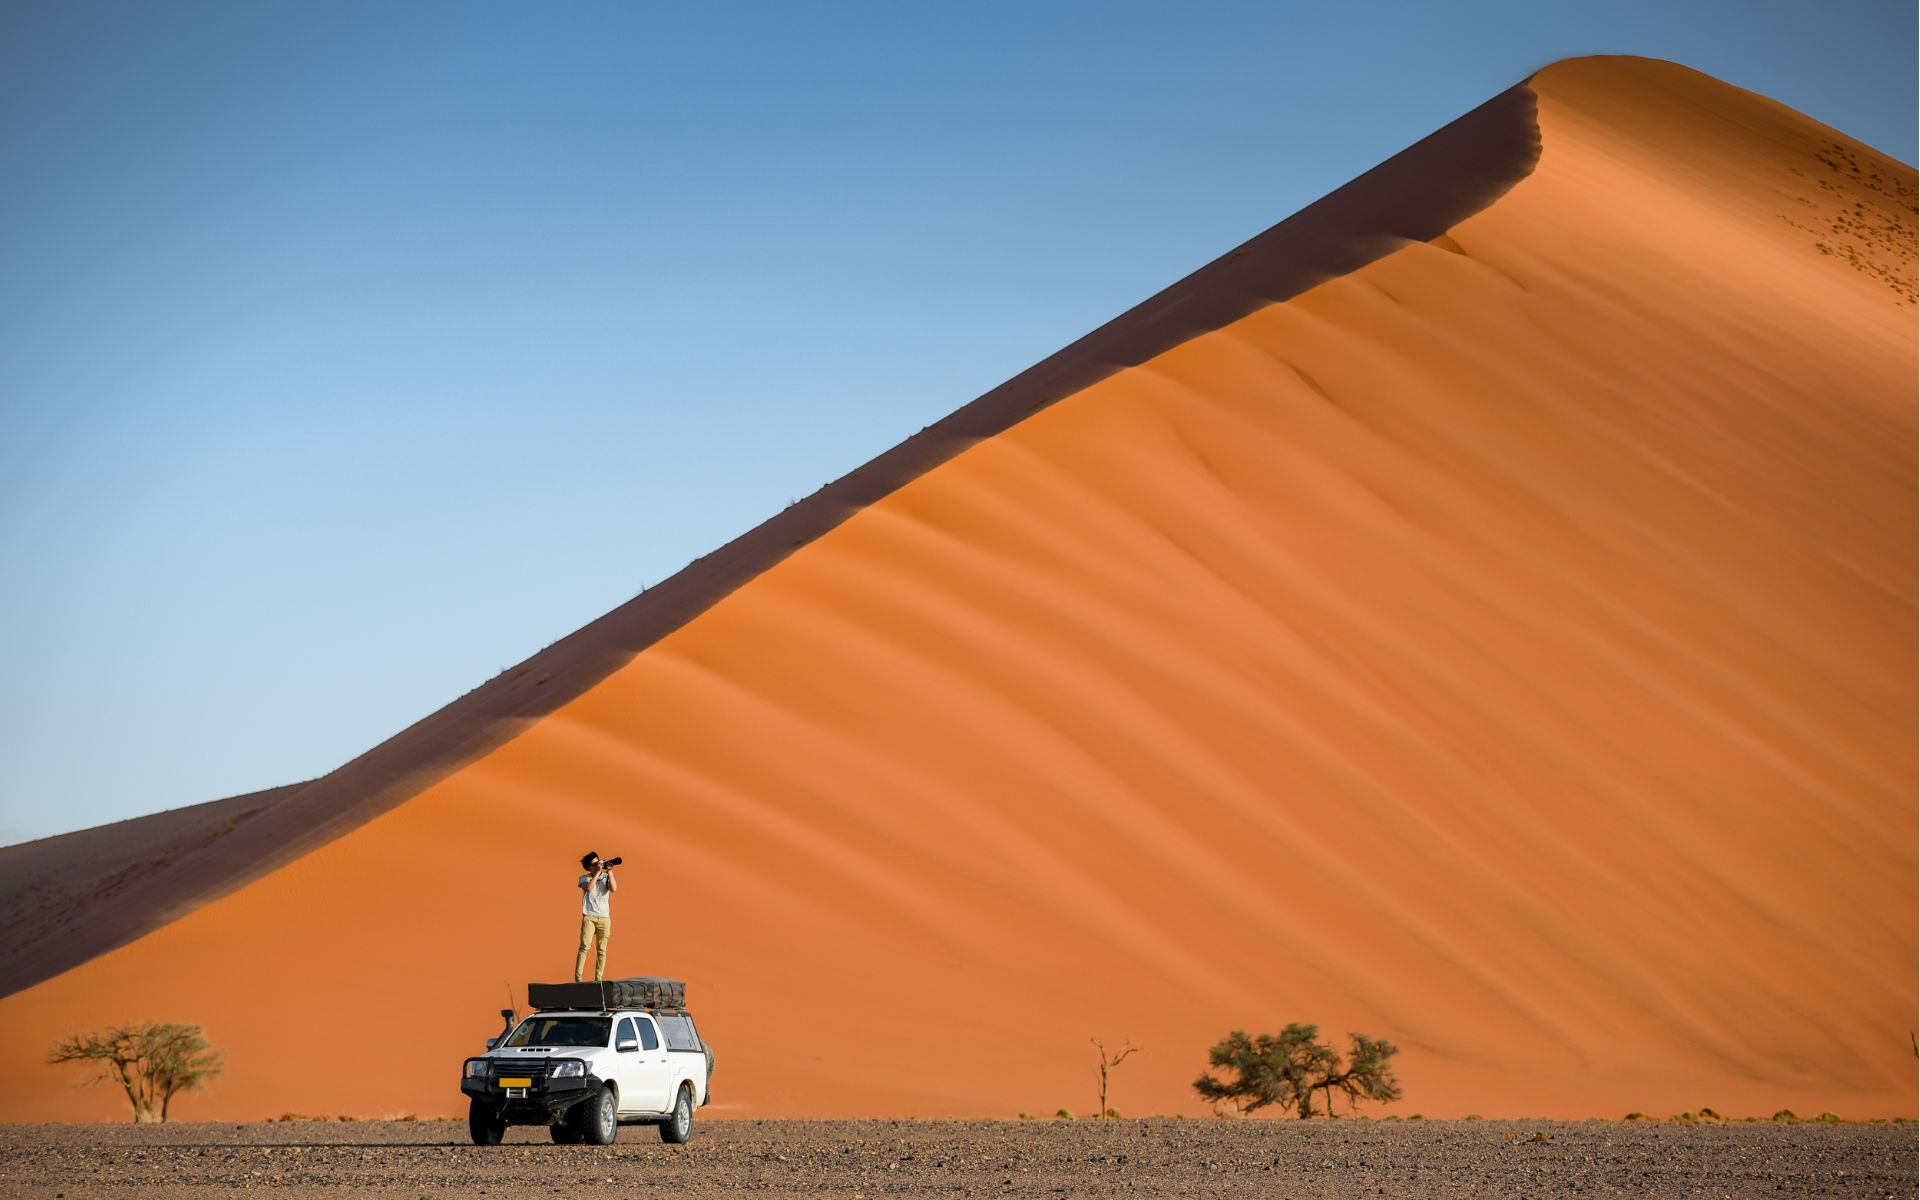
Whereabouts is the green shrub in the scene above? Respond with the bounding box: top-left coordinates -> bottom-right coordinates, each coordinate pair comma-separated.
1193,1024 -> 1400,1118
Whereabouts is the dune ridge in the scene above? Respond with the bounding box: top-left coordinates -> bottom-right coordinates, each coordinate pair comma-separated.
0,56 -> 1911,1123
0,80 -> 1540,1003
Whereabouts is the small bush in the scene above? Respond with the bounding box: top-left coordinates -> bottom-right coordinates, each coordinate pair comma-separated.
1055,1108 -> 1074,1120
1104,1108 -> 1121,1119
1771,1109 -> 1798,1123
1017,1112 -> 1030,1120
1624,1112 -> 1654,1122
1463,1114 -> 1484,1121
1810,1112 -> 1843,1124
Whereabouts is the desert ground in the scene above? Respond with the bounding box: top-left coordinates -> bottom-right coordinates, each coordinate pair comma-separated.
0,1118 -> 1913,1199
0,55 -> 1912,1124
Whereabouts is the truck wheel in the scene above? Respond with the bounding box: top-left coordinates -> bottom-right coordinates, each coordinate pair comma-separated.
577,1085 -> 618,1146
659,1084 -> 694,1144
467,1099 -> 506,1146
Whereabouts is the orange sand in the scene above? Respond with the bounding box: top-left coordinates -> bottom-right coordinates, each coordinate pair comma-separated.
1,57 -> 1912,1122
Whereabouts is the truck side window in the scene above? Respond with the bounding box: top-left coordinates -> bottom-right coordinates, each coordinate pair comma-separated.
657,1014 -> 699,1051
615,1018 -> 636,1051
635,1017 -> 660,1051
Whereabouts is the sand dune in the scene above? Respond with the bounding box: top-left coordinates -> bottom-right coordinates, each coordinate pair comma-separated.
0,56 -> 1910,1123
0,73 -> 1540,1008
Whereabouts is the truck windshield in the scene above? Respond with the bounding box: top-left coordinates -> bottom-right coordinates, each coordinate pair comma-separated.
503,1017 -> 610,1048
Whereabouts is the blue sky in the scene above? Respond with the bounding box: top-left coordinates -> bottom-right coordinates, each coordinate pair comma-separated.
1,0 -> 1913,844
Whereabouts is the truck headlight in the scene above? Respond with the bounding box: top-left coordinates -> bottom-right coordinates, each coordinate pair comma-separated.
550,1060 -> 585,1078
464,1059 -> 491,1078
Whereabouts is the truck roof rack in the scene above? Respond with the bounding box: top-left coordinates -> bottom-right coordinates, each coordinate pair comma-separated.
527,978 -> 686,1012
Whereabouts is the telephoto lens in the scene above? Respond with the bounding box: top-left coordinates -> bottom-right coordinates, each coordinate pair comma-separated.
604,856 -> 623,867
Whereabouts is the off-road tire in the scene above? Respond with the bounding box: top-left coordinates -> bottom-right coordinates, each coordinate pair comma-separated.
577,1085 -> 618,1146
659,1084 -> 694,1144
468,1099 -> 506,1146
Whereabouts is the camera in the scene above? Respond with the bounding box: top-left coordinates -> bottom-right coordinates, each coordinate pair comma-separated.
600,856 -> 623,868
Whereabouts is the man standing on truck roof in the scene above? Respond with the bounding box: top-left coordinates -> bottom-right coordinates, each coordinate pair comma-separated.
575,851 -> 617,982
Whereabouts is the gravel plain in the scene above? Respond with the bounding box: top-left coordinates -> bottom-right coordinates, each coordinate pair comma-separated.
0,1117 -> 1912,1199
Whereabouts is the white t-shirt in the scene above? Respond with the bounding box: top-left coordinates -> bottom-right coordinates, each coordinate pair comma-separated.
580,872 -> 612,918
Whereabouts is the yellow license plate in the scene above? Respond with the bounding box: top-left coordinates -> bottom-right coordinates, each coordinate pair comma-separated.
497,1078 -> 533,1088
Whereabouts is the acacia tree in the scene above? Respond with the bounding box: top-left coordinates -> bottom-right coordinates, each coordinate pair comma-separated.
1192,1024 -> 1400,1118
1192,1024 -> 1330,1116
48,1022 -> 225,1123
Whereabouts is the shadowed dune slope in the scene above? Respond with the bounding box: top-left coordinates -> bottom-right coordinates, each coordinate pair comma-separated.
0,785 -> 304,990
0,78 -> 1539,1002
1,56 -> 1911,1122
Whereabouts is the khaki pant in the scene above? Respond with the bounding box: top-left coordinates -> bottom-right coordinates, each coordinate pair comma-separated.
575,915 -> 611,982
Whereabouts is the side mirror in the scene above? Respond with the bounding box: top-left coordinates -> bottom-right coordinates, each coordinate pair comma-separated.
485,1037 -> 499,1050
616,1038 -> 638,1053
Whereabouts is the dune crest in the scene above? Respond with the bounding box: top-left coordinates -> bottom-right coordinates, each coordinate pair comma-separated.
0,77 -> 1541,1004
1,56 -> 1911,1122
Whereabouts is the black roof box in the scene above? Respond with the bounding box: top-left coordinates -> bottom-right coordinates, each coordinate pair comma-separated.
528,977 -> 686,1011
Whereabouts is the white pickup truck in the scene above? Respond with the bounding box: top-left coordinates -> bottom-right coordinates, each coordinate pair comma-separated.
461,1006 -> 713,1145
